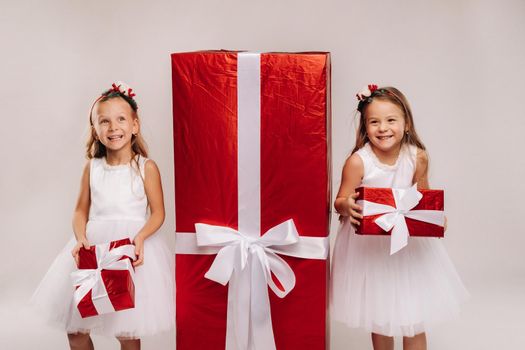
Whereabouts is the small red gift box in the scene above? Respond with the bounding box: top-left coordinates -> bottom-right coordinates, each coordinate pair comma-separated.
355,186 -> 445,238
72,238 -> 136,318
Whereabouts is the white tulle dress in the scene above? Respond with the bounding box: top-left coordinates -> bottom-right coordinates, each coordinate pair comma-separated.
331,143 -> 469,337
32,156 -> 174,338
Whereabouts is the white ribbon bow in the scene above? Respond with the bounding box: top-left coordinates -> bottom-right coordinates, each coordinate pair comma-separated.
358,184 -> 445,255
71,243 -> 136,315
177,219 -> 328,350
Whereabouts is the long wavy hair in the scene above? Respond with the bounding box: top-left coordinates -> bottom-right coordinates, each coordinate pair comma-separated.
352,86 -> 426,154
86,90 -> 148,166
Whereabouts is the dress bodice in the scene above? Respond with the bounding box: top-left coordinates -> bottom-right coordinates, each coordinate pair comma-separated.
355,142 -> 417,188
88,156 -> 148,221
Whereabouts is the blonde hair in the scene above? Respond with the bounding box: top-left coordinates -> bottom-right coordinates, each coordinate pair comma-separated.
86,91 -> 148,164
352,86 -> 426,154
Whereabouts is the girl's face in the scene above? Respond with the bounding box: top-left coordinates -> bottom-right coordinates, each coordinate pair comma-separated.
365,99 -> 406,155
92,97 -> 139,156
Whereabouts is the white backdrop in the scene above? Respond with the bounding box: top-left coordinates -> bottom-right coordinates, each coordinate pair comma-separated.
1,0 -> 524,349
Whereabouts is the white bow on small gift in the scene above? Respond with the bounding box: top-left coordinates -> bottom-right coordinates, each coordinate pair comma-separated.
71,243 -> 136,316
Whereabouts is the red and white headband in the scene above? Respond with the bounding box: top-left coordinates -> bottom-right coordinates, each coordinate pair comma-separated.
110,81 -> 136,99
356,84 -> 378,101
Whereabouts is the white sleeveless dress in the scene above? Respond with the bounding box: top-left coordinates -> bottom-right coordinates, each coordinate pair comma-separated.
331,143 -> 469,337
32,156 -> 174,338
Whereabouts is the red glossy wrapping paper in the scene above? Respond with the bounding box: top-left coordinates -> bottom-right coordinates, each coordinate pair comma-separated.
172,51 -> 331,349
76,238 -> 135,318
355,187 -> 445,237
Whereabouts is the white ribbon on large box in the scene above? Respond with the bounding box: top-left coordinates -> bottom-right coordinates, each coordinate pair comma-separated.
71,243 -> 136,315
175,53 -> 329,350
357,184 -> 445,255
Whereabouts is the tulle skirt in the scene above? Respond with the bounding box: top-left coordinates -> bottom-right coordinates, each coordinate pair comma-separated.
330,219 -> 469,337
31,218 -> 175,338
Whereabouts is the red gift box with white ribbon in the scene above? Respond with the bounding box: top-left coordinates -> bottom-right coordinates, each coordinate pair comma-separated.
172,51 -> 331,350
355,185 -> 445,254
71,238 -> 136,318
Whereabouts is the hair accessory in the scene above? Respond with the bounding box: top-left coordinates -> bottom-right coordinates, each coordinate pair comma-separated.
111,81 -> 136,98
356,84 -> 378,101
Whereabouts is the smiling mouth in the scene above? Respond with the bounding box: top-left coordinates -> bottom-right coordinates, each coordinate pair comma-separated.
108,135 -> 123,141
377,135 -> 393,140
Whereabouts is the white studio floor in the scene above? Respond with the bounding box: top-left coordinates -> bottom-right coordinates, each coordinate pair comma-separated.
1,270 -> 523,350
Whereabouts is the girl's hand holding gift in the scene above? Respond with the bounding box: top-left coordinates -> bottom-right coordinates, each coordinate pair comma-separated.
133,234 -> 145,267
339,192 -> 363,226
335,152 -> 365,228
71,237 -> 90,266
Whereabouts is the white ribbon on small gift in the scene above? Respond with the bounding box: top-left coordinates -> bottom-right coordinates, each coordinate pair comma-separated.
357,184 -> 445,255
71,243 -> 136,316
175,52 -> 330,350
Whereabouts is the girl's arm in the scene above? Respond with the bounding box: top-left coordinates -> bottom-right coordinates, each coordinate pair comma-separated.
413,149 -> 447,229
334,153 -> 364,226
413,149 -> 430,189
133,159 -> 165,266
71,161 -> 91,264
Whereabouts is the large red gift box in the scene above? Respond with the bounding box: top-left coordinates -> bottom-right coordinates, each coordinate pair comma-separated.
172,51 -> 331,350
72,238 -> 135,318
355,186 -> 445,238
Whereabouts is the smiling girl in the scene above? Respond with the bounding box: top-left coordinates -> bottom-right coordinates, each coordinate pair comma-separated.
32,82 -> 174,350
330,85 -> 468,350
